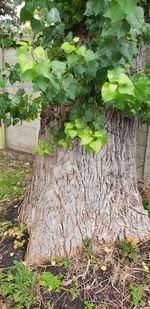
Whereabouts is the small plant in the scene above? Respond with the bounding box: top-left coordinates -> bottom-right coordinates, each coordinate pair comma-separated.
0,220 -> 12,237
70,276 -> 80,299
130,284 -> 145,307
117,238 -> 140,263
143,198 -> 150,218
39,272 -> 63,291
0,261 -> 37,309
4,223 -> 27,249
55,257 -> 71,269
84,300 -> 99,309
83,238 -> 93,258
146,274 -> 150,282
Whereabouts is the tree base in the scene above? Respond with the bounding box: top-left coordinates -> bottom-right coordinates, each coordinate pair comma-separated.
19,112 -> 150,265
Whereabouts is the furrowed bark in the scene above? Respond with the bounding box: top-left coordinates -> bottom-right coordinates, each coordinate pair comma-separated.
19,110 -> 150,265
19,42 -> 150,265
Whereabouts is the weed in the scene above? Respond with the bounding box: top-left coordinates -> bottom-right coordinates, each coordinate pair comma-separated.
4,223 -> 27,249
55,257 -> 71,269
0,261 -> 37,309
0,220 -> 12,237
70,276 -> 80,299
143,198 -> 150,217
39,272 -> 63,291
117,239 -> 139,263
130,284 -> 145,307
83,238 -> 93,258
146,274 -> 150,282
84,300 -> 99,309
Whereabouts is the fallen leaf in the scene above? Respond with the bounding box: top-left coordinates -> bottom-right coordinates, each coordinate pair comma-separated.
101,265 -> 107,271
126,237 -> 139,244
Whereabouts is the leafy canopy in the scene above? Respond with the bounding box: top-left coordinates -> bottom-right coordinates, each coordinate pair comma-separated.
0,0 -> 150,154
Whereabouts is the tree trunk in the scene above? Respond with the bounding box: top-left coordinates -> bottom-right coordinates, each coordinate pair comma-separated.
19,109 -> 150,265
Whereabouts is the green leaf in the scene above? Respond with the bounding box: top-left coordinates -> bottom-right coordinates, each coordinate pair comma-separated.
80,136 -> 93,145
61,42 -> 76,54
34,60 -> 50,79
33,46 -> 46,61
101,82 -> 117,102
127,7 -> 144,30
40,272 -> 62,290
3,118 -> 12,127
31,19 -> 44,34
119,0 -> 137,14
20,7 -> 33,22
85,50 -> 96,62
17,54 -> 35,74
108,68 -> 126,83
0,76 -> 6,88
75,119 -> 84,129
66,129 -> 77,139
47,8 -> 61,24
76,46 -> 86,58
89,139 -> 103,152
104,4 -> 125,23
65,122 -> 74,130
51,61 -> 66,74
33,76 -> 50,92
118,74 -> 135,96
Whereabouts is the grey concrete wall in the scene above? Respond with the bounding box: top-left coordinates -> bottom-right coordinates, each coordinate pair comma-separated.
0,48 -> 40,154
0,48 -> 150,181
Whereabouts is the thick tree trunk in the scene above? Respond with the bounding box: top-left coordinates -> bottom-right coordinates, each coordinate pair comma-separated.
19,109 -> 150,265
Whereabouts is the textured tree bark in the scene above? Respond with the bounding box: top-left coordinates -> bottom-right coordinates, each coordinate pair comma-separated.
19,109 -> 150,265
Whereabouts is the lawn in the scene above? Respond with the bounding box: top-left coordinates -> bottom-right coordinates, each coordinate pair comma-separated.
0,150 -> 150,309
0,127 -> 2,149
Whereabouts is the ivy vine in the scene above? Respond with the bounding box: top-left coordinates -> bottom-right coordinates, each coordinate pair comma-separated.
0,0 -> 150,155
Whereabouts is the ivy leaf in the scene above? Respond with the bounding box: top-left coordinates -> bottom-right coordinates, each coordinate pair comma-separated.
47,8 -> 61,24
104,4 -> 125,23
75,119 -> 84,129
78,129 -> 93,145
33,76 -> 50,92
34,60 -> 51,79
134,74 -> 150,101
102,82 -> 117,102
85,50 -> 96,62
127,7 -> 144,30
108,68 -> 126,83
17,54 -> 36,74
89,139 -> 103,152
20,7 -> 33,22
118,74 -> 135,96
119,0 -> 138,14
33,46 -> 46,61
61,42 -> 76,54
0,76 -> 6,88
31,19 -> 43,34
51,61 -> 66,74
80,136 -> 93,145
76,46 -> 86,58
66,129 -> 77,139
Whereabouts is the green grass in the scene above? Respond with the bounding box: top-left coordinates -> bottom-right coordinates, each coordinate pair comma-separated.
0,170 -> 28,202
0,127 -> 2,148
